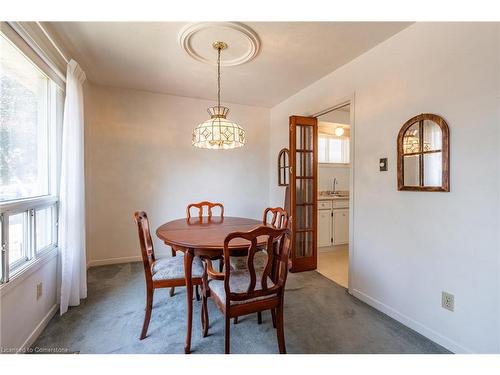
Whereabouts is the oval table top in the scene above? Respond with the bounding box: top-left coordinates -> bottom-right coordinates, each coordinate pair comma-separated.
156,216 -> 267,251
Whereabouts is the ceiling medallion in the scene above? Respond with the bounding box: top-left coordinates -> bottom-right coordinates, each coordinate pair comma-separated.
178,22 -> 260,66
192,41 -> 246,150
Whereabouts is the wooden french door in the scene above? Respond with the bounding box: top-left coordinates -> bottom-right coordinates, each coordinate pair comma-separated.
289,116 -> 318,272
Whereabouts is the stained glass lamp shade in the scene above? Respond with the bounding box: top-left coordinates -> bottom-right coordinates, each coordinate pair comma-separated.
192,106 -> 245,149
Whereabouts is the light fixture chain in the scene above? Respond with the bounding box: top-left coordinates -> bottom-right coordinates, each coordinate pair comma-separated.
217,46 -> 221,109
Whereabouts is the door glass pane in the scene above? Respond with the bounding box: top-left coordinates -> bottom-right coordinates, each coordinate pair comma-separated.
295,178 -> 302,204
296,152 -> 302,177
295,232 -> 304,257
36,206 -> 53,252
295,177 -> 313,203
424,152 -> 442,186
303,179 -> 313,203
303,126 -> 312,150
9,212 -> 26,265
402,122 -> 420,154
423,120 -> 442,151
295,203 -> 303,228
297,152 -> 313,177
296,125 -> 303,149
0,34 -> 49,202
296,205 -> 313,230
403,155 -> 420,186
304,231 -> 313,257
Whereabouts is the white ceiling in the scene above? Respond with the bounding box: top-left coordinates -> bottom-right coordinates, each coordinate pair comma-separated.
44,22 -> 411,107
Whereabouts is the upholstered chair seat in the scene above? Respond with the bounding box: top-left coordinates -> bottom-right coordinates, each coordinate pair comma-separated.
152,256 -> 204,281
209,269 -> 275,305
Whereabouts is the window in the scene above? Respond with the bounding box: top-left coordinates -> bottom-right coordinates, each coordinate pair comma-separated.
0,31 -> 63,283
318,134 -> 349,164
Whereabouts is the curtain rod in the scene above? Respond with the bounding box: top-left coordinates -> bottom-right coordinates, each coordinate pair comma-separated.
7,21 -> 67,83
36,22 -> 69,64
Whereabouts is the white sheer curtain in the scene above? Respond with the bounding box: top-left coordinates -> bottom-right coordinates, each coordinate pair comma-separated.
59,59 -> 87,315
318,134 -> 350,163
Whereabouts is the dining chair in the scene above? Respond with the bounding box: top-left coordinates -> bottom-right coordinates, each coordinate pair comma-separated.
186,201 -> 224,219
201,225 -> 292,354
184,201 -> 226,275
170,201 -> 225,297
263,207 -> 289,229
133,211 -> 204,340
233,207 -> 289,325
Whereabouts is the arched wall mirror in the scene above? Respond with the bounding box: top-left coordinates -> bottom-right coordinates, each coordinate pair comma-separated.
397,113 -> 450,192
277,148 -> 290,186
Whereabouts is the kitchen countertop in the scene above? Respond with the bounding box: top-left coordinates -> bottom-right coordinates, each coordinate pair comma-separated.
318,195 -> 349,201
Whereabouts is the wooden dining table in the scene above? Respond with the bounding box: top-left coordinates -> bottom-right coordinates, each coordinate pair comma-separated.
156,216 -> 269,354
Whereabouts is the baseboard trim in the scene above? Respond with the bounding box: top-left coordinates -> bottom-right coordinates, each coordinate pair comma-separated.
350,288 -> 472,354
87,255 -> 142,269
18,303 -> 59,353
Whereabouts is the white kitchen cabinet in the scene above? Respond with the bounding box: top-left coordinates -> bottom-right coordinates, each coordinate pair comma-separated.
317,209 -> 332,247
333,208 -> 349,245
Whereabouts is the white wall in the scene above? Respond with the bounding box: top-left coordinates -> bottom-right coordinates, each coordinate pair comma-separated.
269,23 -> 500,353
0,251 -> 58,351
84,83 -> 271,265
318,164 -> 350,192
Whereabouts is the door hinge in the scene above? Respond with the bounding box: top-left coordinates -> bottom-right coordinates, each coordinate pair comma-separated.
331,212 -> 333,217
331,237 -> 333,243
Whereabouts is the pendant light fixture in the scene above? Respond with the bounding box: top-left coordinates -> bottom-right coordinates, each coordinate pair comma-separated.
192,41 -> 246,149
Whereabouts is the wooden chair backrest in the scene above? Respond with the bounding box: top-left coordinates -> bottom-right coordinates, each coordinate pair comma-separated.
263,207 -> 289,229
186,201 -> 224,219
134,211 -> 155,281
223,226 -> 292,305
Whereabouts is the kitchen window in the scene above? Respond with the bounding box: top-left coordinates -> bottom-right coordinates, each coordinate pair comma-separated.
318,134 -> 349,164
0,31 -> 64,283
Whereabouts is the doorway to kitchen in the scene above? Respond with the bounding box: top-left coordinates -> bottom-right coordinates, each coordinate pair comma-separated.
315,102 -> 351,288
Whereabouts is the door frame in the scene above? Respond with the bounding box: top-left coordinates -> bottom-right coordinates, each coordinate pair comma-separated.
312,94 -> 355,293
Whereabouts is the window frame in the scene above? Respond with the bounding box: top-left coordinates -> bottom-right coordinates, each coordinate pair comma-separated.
277,148 -> 290,186
0,30 -> 63,284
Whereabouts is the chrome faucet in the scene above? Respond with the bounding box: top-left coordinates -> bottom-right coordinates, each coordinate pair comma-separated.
332,177 -> 338,194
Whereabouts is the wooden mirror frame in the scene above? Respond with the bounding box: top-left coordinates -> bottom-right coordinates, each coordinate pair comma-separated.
397,113 -> 450,192
278,148 -> 290,186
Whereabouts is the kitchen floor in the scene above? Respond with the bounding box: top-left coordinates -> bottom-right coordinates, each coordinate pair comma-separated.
317,244 -> 349,288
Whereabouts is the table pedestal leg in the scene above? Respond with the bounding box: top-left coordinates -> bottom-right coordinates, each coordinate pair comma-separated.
184,248 -> 194,354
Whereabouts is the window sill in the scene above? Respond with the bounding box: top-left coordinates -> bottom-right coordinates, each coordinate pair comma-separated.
0,246 -> 58,297
319,163 -> 351,168
0,195 -> 58,214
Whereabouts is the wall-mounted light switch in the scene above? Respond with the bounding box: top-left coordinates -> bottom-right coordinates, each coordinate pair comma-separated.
379,158 -> 388,171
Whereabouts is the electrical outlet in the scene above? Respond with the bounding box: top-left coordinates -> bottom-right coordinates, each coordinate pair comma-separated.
442,291 -> 454,311
36,282 -> 43,300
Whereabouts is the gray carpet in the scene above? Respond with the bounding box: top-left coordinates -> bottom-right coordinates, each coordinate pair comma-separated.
33,262 -> 449,354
